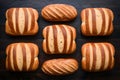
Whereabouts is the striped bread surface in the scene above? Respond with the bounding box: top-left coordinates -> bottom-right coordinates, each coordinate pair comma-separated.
42,24 -> 76,54
41,4 -> 77,21
6,8 -> 39,35
81,8 -> 114,36
42,58 -> 78,75
6,43 -> 39,71
81,43 -> 115,72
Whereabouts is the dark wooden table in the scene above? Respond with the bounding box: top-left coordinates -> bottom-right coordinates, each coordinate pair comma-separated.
0,0 -> 120,80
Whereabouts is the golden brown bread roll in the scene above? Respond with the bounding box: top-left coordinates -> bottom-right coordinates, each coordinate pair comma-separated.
41,4 -> 77,21
81,43 -> 115,72
42,24 -> 76,54
6,43 -> 39,71
6,8 -> 39,35
42,58 -> 78,75
81,8 -> 114,36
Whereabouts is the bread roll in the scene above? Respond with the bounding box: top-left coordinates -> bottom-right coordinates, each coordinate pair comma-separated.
6,43 -> 39,71
42,58 -> 78,75
42,24 -> 76,54
81,43 -> 115,72
81,8 -> 114,36
6,8 -> 39,35
41,4 -> 77,21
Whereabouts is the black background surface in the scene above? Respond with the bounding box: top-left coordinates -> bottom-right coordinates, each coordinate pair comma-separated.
0,0 -> 120,80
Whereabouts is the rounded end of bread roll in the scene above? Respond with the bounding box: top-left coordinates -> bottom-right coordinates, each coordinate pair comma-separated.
32,57 -> 39,71
70,41 -> 76,53
81,57 -> 87,71
32,43 -> 39,57
33,22 -> 39,35
69,26 -> 76,39
32,8 -> 39,20
42,39 -> 47,54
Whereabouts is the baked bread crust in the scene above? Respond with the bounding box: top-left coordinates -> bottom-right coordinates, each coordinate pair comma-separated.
81,8 -> 114,36
42,58 -> 78,75
6,43 -> 39,71
81,43 -> 115,72
42,24 -> 76,54
6,8 -> 39,35
41,4 -> 77,21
